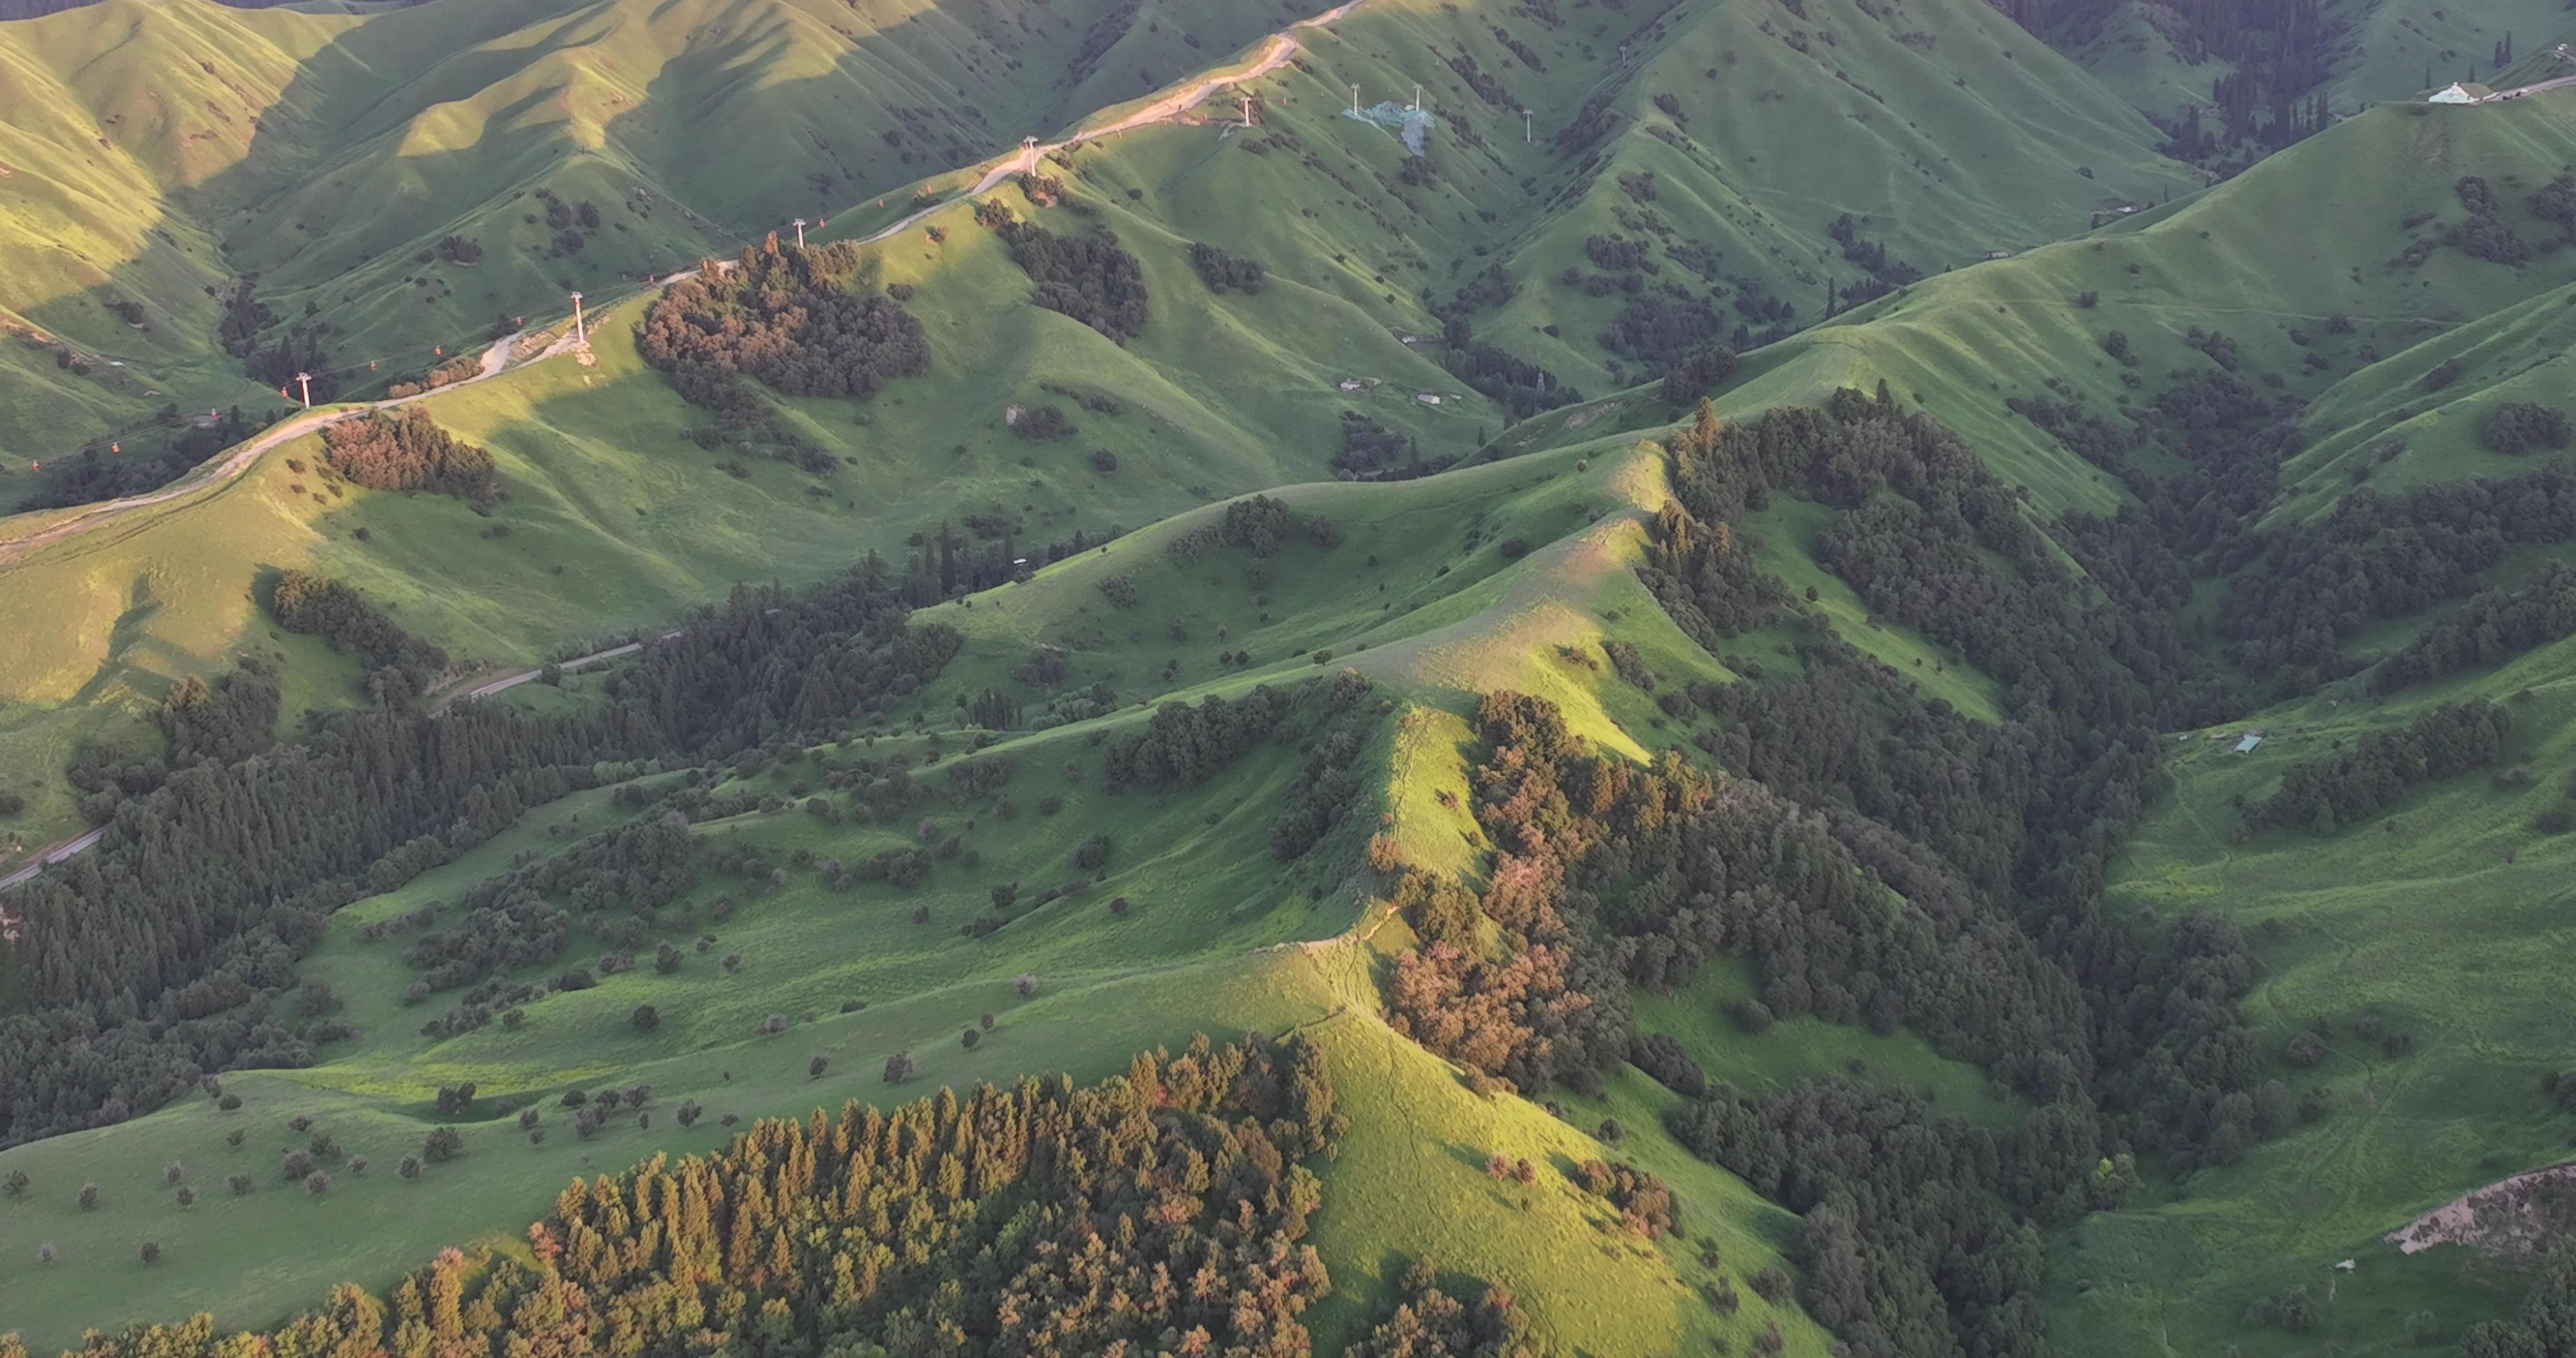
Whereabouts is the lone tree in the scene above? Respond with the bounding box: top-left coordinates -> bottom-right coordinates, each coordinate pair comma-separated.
304,1170 -> 332,1198
4,1168 -> 28,1199
809,1055 -> 830,1079
631,1004 -> 661,1034
961,1028 -> 982,1050
164,1163 -> 185,1185
227,1174 -> 252,1197
77,1183 -> 99,1212
140,1241 -> 162,1265
397,1156 -> 424,1181
1014,973 -> 1040,999
882,1051 -> 917,1084
175,1186 -> 197,1209
423,1127 -> 464,1163
348,1156 -> 369,1176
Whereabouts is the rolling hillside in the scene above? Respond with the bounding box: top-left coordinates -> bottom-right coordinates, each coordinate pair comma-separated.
10,1 -> 2576,1356
0,0 -> 1301,454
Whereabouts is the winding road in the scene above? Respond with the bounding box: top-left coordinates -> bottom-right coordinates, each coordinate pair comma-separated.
0,1 -> 1364,567
0,0 -> 1372,891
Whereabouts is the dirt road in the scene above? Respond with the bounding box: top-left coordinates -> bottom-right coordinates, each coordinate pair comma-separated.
0,827 -> 105,892
0,0 -> 1368,565
0,329 -> 536,564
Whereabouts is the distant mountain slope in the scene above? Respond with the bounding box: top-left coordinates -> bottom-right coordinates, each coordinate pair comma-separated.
0,0 -> 1296,453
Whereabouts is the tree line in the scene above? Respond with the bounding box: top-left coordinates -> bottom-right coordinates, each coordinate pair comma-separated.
2242,701 -> 2513,833
0,560 -> 962,1148
268,569 -> 451,702
6,1036 -> 1356,1358
15,408 -> 268,514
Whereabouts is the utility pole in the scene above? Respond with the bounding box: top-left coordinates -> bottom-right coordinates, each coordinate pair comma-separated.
1351,84 -> 1361,116
294,371 -> 312,408
791,217 -> 807,248
1241,94 -> 1254,126
1412,83 -> 1422,111
1522,108 -> 1534,143
569,291 -> 586,347
1022,135 -> 1038,169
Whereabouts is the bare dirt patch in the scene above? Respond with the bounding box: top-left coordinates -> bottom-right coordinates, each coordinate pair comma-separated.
2385,1161 -> 2576,1255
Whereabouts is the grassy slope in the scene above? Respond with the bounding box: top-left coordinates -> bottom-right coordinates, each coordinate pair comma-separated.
2275,279 -> 2576,523
1333,0 -> 2193,398
0,438 -> 1865,1355
1539,93 -> 2576,520
0,0 -> 2224,847
2051,0 -> 2572,117
0,0 -> 1298,454
2055,661 -> 2576,1356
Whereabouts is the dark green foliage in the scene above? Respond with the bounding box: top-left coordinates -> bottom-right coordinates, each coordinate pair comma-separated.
2531,173 -> 2576,238
1628,1032 -> 1707,1097
2220,468 -> 2576,686
2374,563 -> 2576,694
1658,344 -> 1739,404
14,407 -> 266,514
1103,686 -> 1292,791
2486,402 -> 2570,455
1637,493 -> 1791,644
1269,677 -> 1380,861
1187,242 -> 1265,294
2245,701 -> 2514,833
1344,1259 -> 1538,1358
1437,315 -> 1579,420
1597,295 -> 1726,375
1335,412 -> 1437,479
318,409 -> 497,503
156,663 -> 282,767
268,570 -> 449,700
1223,494 -> 1293,556
2448,179 -> 2531,265
1672,1080 -> 2063,1358
980,207 -> 1149,343
1013,404 -> 1073,441
636,241 -> 931,403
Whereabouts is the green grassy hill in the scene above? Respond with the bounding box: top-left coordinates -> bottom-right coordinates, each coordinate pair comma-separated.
0,0 -> 2218,847
2057,659 -> 2576,1355
13,2 -> 2576,1355
2276,280 -> 2576,521
0,0 -> 1300,454
0,437 -> 1854,1356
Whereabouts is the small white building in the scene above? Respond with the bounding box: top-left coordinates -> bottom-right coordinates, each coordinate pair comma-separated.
1416,393 -> 1442,405
2429,82 -> 2495,105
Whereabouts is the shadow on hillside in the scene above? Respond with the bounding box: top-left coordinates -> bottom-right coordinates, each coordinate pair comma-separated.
6,0 -> 1295,465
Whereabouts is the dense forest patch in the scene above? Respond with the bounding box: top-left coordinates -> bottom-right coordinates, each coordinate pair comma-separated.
38,1036 -> 1348,1358
636,240 -> 932,405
